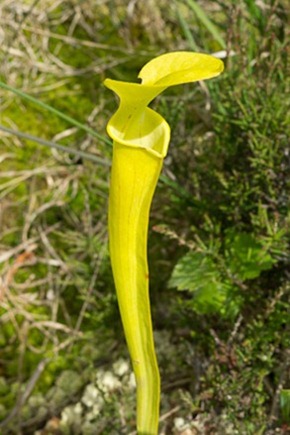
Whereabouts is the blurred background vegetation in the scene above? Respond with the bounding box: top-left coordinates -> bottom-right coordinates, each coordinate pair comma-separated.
0,0 -> 289,433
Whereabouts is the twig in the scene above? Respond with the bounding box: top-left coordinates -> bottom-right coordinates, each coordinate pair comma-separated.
74,233 -> 107,332
227,314 -> 243,347
0,358 -> 50,429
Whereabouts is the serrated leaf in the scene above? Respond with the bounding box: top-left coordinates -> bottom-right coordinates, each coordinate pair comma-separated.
225,231 -> 275,280
169,251 -> 229,313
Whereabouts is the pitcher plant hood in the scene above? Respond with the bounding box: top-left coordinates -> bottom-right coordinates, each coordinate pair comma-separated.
104,51 -> 224,435
104,51 -> 224,158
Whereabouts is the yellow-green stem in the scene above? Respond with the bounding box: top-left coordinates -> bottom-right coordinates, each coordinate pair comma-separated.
109,142 -> 161,434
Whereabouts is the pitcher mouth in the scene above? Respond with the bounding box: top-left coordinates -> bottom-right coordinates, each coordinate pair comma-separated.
106,106 -> 170,159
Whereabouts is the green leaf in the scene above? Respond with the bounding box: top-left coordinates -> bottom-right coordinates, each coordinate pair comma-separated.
225,231 -> 276,280
280,390 -> 290,423
185,0 -> 226,49
175,3 -> 199,51
169,251 -> 228,313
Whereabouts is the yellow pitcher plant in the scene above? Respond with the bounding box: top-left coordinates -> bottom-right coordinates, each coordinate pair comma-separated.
104,52 -> 224,434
